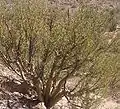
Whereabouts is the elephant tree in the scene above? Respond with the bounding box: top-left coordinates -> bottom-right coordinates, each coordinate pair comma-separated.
0,0 -> 117,109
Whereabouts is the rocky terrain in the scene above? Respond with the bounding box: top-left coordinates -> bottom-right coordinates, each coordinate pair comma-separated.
0,63 -> 120,109
47,0 -> 120,9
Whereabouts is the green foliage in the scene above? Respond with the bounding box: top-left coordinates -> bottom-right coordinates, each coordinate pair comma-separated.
0,0 -> 120,109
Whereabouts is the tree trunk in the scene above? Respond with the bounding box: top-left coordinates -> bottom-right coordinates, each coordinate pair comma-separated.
46,107 -> 50,109
44,103 -> 51,109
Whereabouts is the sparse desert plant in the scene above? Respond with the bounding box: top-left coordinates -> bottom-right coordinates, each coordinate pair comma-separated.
0,0 -> 120,109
